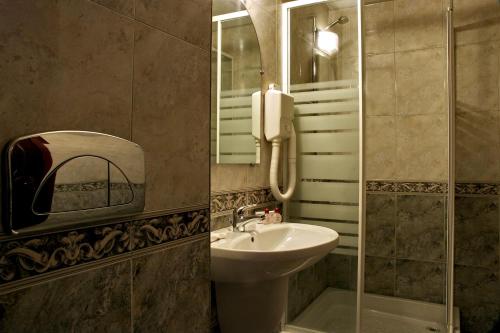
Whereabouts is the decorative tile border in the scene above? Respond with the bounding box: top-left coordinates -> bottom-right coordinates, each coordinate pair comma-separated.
210,187 -> 275,214
366,181 -> 448,194
210,187 -> 278,231
455,183 -> 499,196
0,207 -> 209,285
210,191 -> 246,214
367,181 -> 500,196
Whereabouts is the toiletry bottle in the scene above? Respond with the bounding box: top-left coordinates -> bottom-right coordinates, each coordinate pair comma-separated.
263,208 -> 272,224
273,207 -> 282,223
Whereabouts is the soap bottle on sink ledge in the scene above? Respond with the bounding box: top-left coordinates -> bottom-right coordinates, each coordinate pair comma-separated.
273,207 -> 282,223
263,207 -> 282,224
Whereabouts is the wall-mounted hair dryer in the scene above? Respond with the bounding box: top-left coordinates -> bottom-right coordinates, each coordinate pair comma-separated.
264,84 -> 296,202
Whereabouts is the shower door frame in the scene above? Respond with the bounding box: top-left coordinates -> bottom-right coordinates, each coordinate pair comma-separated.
445,1 -> 456,332
280,1 -> 366,332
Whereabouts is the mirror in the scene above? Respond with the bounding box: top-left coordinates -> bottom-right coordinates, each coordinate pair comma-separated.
211,0 -> 262,164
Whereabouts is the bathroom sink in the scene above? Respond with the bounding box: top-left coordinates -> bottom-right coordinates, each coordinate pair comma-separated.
211,222 -> 339,333
211,222 -> 339,283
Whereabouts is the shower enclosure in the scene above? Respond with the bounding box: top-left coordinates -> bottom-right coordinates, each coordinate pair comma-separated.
280,0 -> 500,333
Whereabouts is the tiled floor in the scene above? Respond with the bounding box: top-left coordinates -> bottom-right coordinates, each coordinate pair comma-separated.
284,288 -> 451,333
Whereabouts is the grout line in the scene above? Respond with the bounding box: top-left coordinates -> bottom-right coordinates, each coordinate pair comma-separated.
363,0 -> 394,6
367,178 -> 448,182
208,0 -> 213,222
88,0 -> 210,54
366,253 -> 448,264
368,192 -> 500,197
455,37 -> 500,48
133,18 -> 210,55
367,191 -> 447,197
498,41 -> 500,138
392,0 -> 399,180
444,194 -> 448,280
130,18 -> 135,142
130,259 -> 134,333
128,204 -> 135,333
393,193 -> 398,296
86,0 -> 135,20
443,193 -> 448,305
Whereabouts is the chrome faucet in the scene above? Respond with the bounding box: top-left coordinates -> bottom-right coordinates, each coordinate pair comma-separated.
232,204 -> 263,232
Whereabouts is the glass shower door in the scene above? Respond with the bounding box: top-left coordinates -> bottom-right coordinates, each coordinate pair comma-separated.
282,1 -> 361,332
453,1 -> 500,332
361,0 -> 453,332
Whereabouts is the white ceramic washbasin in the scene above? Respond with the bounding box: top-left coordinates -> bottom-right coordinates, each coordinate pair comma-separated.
211,222 -> 339,283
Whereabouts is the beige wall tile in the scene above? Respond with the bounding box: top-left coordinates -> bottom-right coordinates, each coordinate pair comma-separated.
396,114 -> 448,181
365,53 -> 395,116
289,16 -> 314,84
454,0 -> 500,46
0,0 -> 134,150
395,48 -> 445,115
289,3 -> 329,84
243,0 -> 276,22
135,0 -> 211,51
211,164 -> 249,192
220,19 -> 262,90
133,23 -> 210,211
211,129 -> 273,193
362,0 -> 499,185
394,0 -> 444,52
246,140 -> 273,188
364,1 -> 395,55
338,56 -> 358,81
0,0 -> 213,216
456,42 -> 499,112
331,6 -> 358,61
91,0 -> 134,17
366,116 -> 396,180
213,0 -> 245,15
248,9 -> 277,87
456,109 -> 500,182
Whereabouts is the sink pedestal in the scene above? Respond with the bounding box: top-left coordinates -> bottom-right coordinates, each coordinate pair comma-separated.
216,277 -> 288,333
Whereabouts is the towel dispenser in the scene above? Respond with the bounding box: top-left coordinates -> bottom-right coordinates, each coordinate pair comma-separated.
2,131 -> 145,235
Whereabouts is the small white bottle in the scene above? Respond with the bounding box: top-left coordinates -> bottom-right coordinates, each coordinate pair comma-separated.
273,208 -> 282,223
263,208 -> 272,224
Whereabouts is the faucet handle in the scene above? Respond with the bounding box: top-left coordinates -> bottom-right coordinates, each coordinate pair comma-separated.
236,204 -> 258,216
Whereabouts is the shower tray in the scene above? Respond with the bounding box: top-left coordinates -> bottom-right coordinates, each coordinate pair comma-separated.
283,288 -> 460,333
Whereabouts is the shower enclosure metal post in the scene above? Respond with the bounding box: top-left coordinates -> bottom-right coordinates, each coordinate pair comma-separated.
355,1 -> 365,332
446,1 -> 456,332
